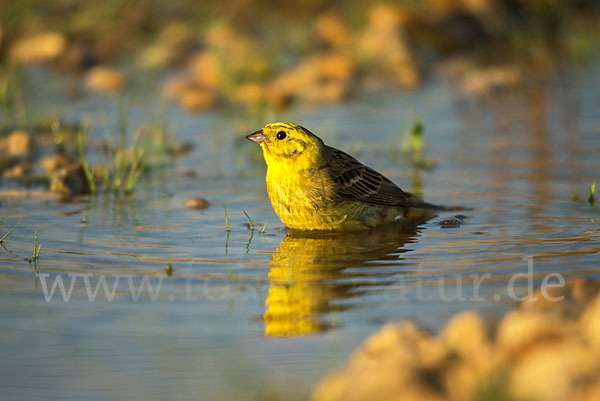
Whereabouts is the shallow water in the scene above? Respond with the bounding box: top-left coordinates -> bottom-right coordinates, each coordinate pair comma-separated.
1,61 -> 600,400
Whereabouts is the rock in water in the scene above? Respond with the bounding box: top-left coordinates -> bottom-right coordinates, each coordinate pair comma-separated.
50,164 -> 91,198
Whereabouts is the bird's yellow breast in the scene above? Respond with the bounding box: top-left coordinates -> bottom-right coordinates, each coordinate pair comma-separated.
266,162 -> 346,230
265,163 -> 408,231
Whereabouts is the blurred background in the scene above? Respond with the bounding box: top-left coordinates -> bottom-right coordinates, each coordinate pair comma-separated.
1,0 -> 599,118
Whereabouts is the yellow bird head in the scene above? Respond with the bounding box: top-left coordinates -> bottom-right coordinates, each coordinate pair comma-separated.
246,122 -> 325,170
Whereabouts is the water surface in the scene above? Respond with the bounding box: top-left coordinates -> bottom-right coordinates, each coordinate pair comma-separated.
1,61 -> 600,400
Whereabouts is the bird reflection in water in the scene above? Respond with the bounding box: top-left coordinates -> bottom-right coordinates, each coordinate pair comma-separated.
263,224 -> 421,337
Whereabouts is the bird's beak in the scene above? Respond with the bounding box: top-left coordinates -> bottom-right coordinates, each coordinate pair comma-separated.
246,130 -> 267,143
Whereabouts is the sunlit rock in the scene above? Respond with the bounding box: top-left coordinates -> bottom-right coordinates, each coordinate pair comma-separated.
310,372 -> 346,401
268,54 -> 354,106
443,311 -> 489,357
10,32 -> 66,64
496,309 -> 567,356
41,155 -> 70,173
178,86 -> 216,112
6,130 -> 32,157
442,312 -> 497,401
358,5 -> 420,88
185,198 -> 210,210
231,83 -> 268,106
509,340 -> 597,401
85,66 -> 125,93
315,13 -> 351,49
579,293 -> 600,351
188,52 -> 221,90
311,322 -> 447,401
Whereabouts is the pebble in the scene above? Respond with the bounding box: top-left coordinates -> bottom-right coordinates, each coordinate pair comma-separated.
85,66 -> 125,93
185,198 -> 210,210
50,163 -> 91,198
6,130 -> 32,157
41,154 -> 70,172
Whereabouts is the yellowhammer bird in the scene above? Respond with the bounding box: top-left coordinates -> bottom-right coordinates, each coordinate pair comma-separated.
246,122 -> 445,231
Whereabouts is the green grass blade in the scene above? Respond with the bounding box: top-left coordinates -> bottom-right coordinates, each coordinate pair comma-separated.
223,205 -> 230,231
33,227 -> 38,259
242,210 -> 254,231
77,131 -> 97,193
0,217 -> 23,243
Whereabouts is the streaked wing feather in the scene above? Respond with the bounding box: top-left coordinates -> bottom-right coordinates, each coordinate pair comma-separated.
324,147 -> 420,207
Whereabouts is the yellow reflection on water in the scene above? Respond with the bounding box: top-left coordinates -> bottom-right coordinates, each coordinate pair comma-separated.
264,226 -> 420,337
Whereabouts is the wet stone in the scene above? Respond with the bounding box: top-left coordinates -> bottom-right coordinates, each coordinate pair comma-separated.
50,163 -> 91,198
438,215 -> 466,228
41,154 -> 70,172
6,130 -> 32,157
185,198 -> 210,210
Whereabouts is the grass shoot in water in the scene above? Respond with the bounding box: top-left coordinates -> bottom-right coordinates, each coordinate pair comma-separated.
243,210 -> 254,231
33,227 -> 41,260
0,218 -> 23,243
77,125 -> 97,194
76,107 -> 154,195
410,119 -> 423,164
223,205 -> 231,231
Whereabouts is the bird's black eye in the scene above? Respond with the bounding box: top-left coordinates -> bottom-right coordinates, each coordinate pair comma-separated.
276,131 -> 287,140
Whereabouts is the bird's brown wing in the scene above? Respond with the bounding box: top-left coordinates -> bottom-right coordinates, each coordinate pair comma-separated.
322,147 -> 422,207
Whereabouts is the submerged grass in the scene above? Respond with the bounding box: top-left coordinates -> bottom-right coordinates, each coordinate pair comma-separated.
74,100 -> 171,196
32,227 -> 41,260
400,118 -> 435,169
123,130 -> 146,193
98,127 -> 147,194
407,119 -> 423,164
0,217 -> 22,243
243,209 -> 254,231
573,182 -> 597,206
78,127 -> 97,194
